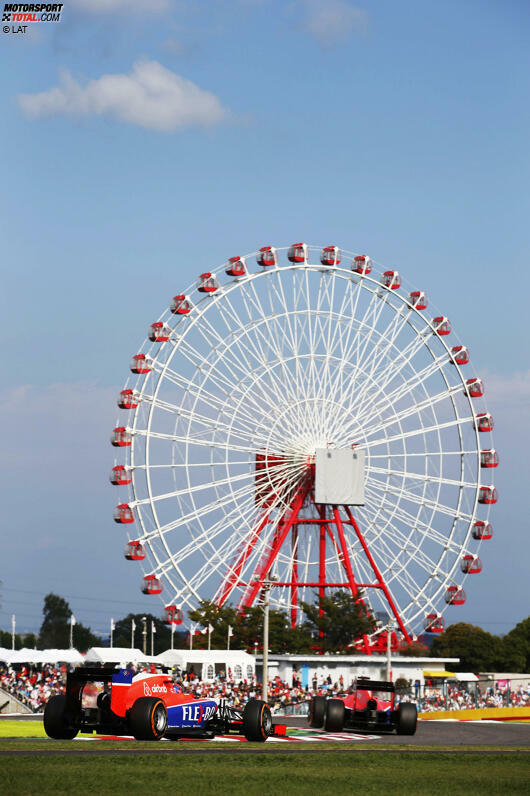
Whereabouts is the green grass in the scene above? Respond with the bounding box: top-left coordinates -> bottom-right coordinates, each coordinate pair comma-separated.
1,749 -> 528,795
0,721 -> 48,739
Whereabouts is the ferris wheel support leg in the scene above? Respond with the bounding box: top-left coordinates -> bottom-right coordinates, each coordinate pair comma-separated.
241,481 -> 311,611
344,506 -> 412,643
290,525 -> 299,628
331,506 -> 371,654
318,508 -> 326,639
217,510 -> 271,608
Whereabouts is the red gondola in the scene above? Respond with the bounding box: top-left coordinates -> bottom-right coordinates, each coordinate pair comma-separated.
257,246 -> 277,267
130,354 -> 152,374
472,520 -> 493,540
114,503 -> 134,524
461,554 -> 482,574
170,294 -> 192,315
124,540 -> 145,561
320,246 -> 341,266
225,257 -> 247,277
408,291 -> 428,310
352,255 -> 372,274
197,272 -> 219,293
475,412 -> 494,432
118,389 -> 140,410
148,322 -> 171,342
478,486 -> 497,504
465,378 -> 484,398
288,243 -> 308,263
381,270 -> 401,289
480,449 -> 499,468
445,586 -> 466,605
111,426 -> 132,447
424,614 -> 445,633
433,316 -> 451,335
164,605 -> 183,625
450,346 -> 470,366
142,574 -> 162,595
110,465 -> 131,485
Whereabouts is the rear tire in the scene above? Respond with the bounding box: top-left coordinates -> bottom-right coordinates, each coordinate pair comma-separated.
129,697 -> 168,741
44,695 -> 78,740
324,698 -> 345,733
242,699 -> 272,742
396,702 -> 417,735
308,695 -> 327,728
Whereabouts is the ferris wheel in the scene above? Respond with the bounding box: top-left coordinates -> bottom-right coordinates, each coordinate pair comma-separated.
110,243 -> 497,648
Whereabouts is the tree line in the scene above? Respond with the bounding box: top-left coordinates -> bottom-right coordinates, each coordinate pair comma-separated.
1,591 -> 528,673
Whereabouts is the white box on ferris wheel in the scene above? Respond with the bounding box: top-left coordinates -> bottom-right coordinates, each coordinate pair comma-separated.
314,448 -> 365,505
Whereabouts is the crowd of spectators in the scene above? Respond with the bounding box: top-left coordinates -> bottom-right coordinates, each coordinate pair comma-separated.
2,663 -> 529,715
0,664 -> 66,712
414,681 -> 530,712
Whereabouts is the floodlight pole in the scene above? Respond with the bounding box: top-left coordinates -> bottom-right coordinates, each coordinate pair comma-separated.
142,617 -> 147,656
262,582 -> 270,703
386,620 -> 395,681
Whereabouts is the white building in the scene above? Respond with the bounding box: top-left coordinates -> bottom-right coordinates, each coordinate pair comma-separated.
256,653 -> 459,688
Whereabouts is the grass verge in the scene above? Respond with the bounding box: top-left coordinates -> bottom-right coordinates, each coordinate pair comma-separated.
1,748 -> 529,795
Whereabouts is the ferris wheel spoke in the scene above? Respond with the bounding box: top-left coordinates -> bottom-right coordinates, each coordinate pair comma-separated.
132,469 -> 255,506
360,414 -> 471,451
347,346 -> 450,434
366,477 -> 472,521
368,465 -> 476,491
362,487 -> 464,558
350,321 -> 442,419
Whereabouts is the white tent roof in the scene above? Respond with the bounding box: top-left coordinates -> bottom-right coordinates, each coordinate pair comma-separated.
454,672 -> 478,682
84,647 -> 158,666
0,648 -> 84,664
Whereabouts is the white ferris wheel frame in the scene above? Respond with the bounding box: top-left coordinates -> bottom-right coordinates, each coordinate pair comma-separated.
112,245 -> 496,639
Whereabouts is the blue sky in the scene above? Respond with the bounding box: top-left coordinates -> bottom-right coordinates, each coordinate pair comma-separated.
1,0 -> 528,640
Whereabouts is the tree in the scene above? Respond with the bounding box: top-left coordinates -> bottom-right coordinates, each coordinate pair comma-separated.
39,593 -> 101,652
397,640 -> 429,657
301,590 -> 376,652
188,600 -> 314,654
430,622 -> 505,672
502,617 -> 530,673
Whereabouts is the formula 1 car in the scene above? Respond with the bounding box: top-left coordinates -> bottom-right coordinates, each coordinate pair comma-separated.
44,666 -> 285,742
309,679 -> 417,735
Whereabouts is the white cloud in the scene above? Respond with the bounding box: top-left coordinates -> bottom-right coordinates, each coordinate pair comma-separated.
17,60 -> 229,132
70,0 -> 170,12
296,0 -> 368,46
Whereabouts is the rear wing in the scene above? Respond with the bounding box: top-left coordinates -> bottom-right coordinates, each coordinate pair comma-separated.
355,679 -> 395,692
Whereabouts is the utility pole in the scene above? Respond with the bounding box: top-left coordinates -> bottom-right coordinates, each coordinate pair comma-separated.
151,621 -> 156,656
142,617 -> 147,656
69,614 -> 76,649
11,614 -> 16,651
110,618 -> 115,648
131,618 -> 136,648
170,623 -> 175,651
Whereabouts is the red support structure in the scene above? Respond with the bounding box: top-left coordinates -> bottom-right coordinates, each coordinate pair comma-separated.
344,506 -> 411,643
217,465 -> 413,652
290,525 -> 299,628
240,480 -> 311,611
217,510 -> 271,607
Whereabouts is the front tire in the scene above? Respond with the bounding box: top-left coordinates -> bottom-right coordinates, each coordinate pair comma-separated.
129,697 -> 168,741
324,698 -> 345,732
396,702 -> 417,735
242,699 -> 272,742
308,696 -> 327,728
44,695 -> 78,740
